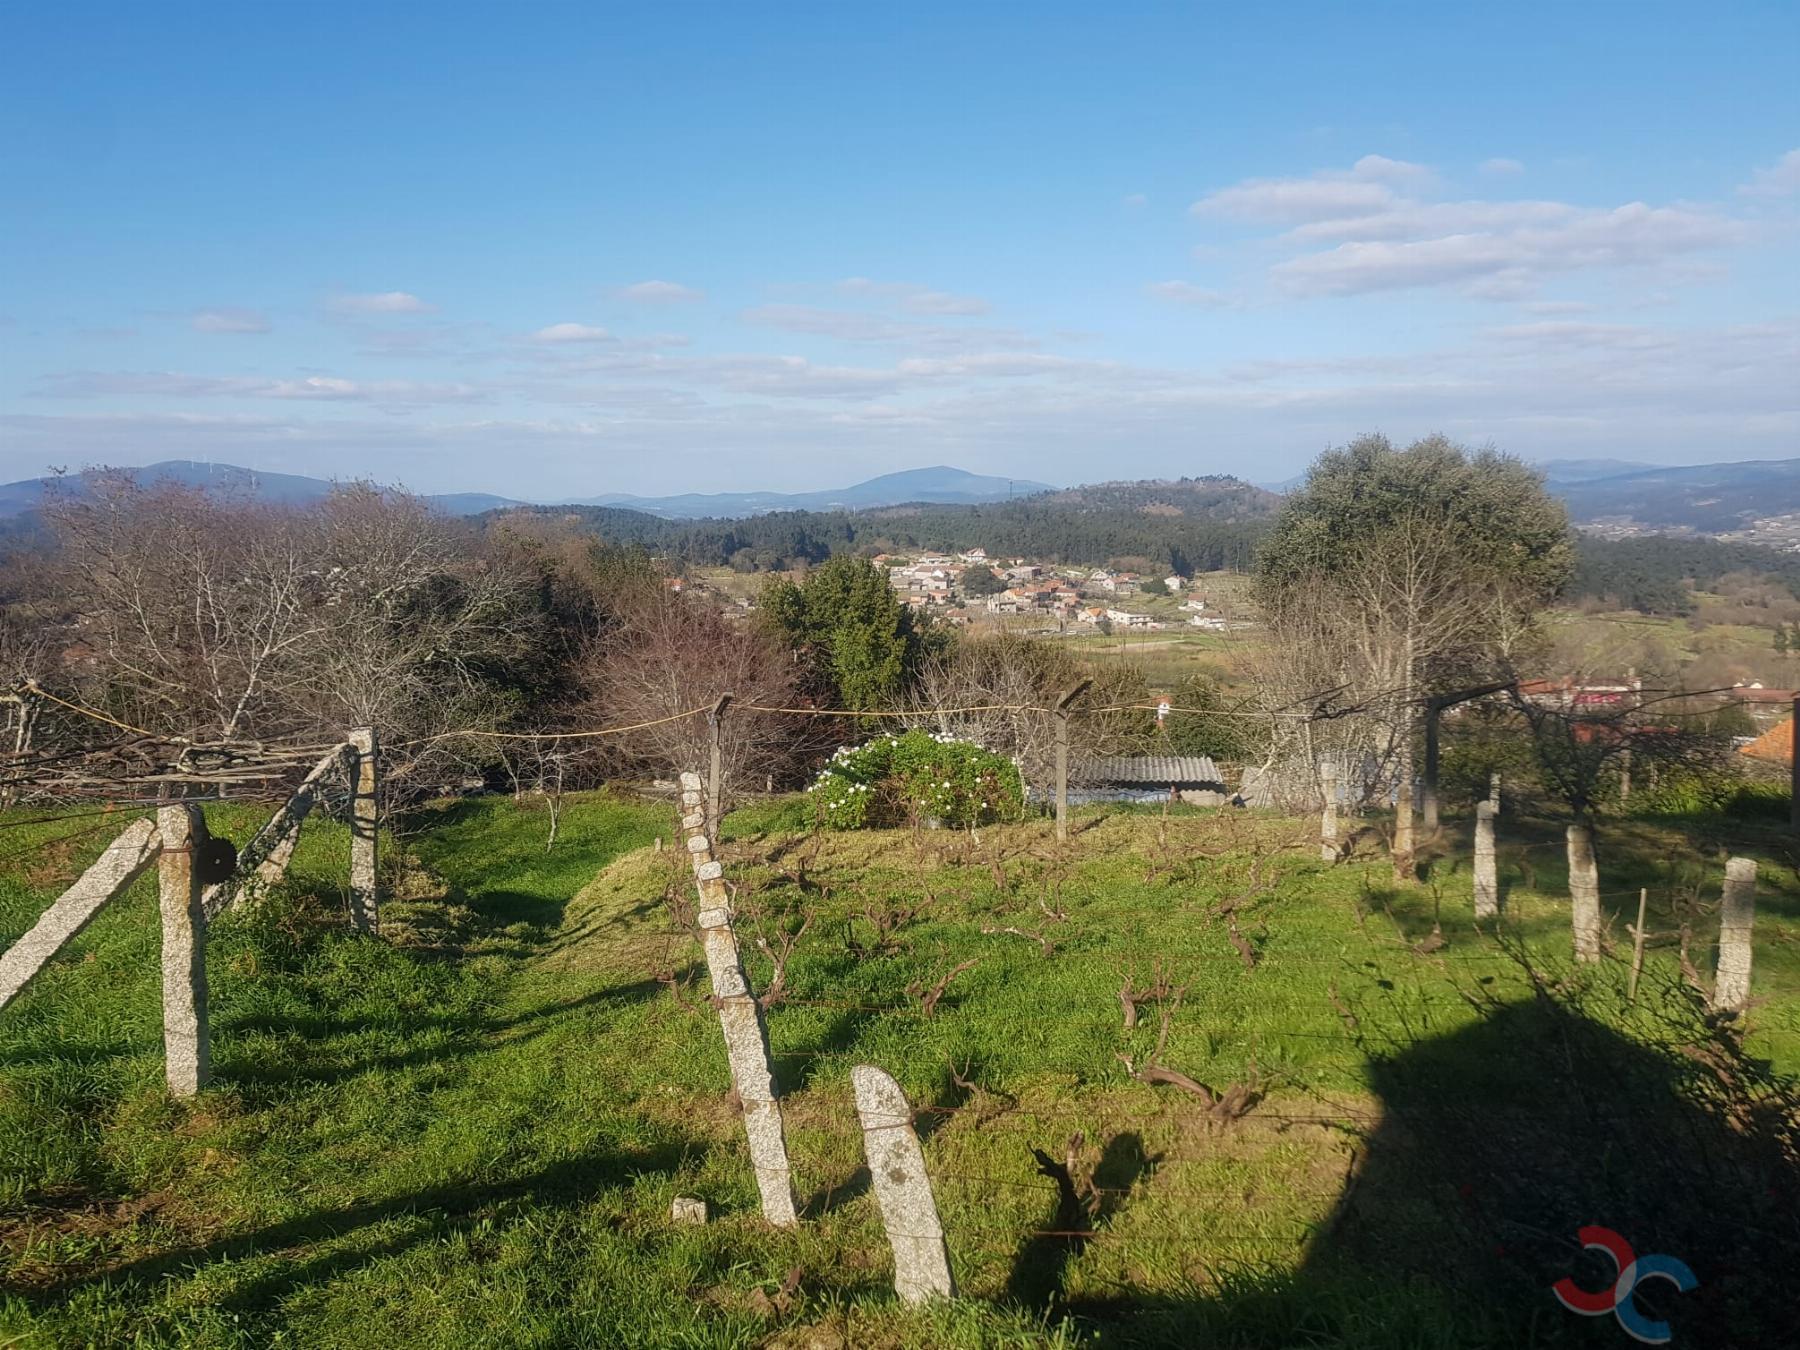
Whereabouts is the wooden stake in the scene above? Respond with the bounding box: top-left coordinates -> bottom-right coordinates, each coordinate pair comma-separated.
1054,680 -> 1091,844
1628,887 -> 1649,1004
707,693 -> 733,840
1422,701 -> 1442,835
1790,693 -> 1799,840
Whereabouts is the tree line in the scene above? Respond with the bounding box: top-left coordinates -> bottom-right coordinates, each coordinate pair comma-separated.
520,497 -> 1268,577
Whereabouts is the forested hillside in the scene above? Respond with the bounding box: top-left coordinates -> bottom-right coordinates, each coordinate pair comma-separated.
516,480 -> 1274,574
1568,534 -> 1800,614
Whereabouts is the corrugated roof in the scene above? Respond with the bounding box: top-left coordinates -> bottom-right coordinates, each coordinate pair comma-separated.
1077,755 -> 1224,785
1740,717 -> 1793,766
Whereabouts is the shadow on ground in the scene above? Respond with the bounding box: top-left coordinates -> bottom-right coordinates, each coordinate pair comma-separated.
1054,977 -> 1800,1348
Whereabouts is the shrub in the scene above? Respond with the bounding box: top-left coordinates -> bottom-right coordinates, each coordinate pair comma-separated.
1630,774 -> 1790,821
808,729 -> 1024,829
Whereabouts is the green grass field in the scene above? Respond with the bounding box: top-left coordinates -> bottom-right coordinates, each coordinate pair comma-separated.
2,792 -> 1796,1347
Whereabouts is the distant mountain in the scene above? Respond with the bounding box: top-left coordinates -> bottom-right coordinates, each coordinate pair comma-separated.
580,465 -> 1053,518
0,461 -> 525,518
1537,458 -> 1655,486
1549,458 -> 1800,533
1031,475 -> 1279,520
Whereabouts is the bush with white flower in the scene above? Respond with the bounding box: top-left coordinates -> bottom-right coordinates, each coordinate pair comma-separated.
807,729 -> 1024,830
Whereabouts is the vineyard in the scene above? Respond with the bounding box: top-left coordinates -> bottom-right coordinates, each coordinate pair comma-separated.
3,787 -> 1797,1348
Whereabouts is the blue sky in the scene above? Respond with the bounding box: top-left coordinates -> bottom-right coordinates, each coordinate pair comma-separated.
2,2 -> 1796,498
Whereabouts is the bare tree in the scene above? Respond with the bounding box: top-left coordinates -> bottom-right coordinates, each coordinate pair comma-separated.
904,631 -> 1152,798
584,588 -> 801,809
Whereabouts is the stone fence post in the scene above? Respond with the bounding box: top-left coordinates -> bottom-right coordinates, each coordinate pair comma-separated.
852,1064 -> 955,1303
679,771 -> 798,1227
1473,801 -> 1498,919
1712,857 -> 1757,1014
1567,823 -> 1602,964
348,727 -> 379,934
157,804 -> 210,1096
1318,761 -> 1339,862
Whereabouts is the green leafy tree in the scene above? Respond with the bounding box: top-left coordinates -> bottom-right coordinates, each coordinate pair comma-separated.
1138,576 -> 1169,597
1710,701 -> 1758,740
759,556 -> 919,709
960,566 -> 1006,597
1257,434 -> 1573,875
1162,673 -> 1250,761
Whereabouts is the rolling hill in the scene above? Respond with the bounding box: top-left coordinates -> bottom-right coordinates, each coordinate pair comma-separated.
0,461 -> 523,518
1546,458 -> 1800,533
579,465 -> 1053,517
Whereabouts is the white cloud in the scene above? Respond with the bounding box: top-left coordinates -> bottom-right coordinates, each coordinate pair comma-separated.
1740,148 -> 1800,197
38,370 -> 484,405
329,291 -> 433,314
1272,202 -> 1741,297
191,307 -> 271,334
1144,281 -> 1235,308
1194,176 -> 1396,224
1192,155 -> 1429,223
1350,154 -> 1433,184
836,278 -> 990,316
741,303 -> 1034,351
1480,158 -> 1525,175
618,280 -> 704,303
1195,153 -> 1754,299
11,316 -> 1796,491
532,322 -> 612,344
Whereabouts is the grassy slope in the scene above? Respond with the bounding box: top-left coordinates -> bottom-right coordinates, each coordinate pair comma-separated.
2,794 -> 1797,1347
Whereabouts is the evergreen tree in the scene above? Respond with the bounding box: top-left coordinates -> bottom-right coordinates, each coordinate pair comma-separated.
759,557 -> 919,709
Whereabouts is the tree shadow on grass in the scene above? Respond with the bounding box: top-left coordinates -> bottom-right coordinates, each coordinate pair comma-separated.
217,977 -> 669,1092
1030,962 -> 1800,1348
19,1133 -> 699,1319
1006,1131 -> 1159,1312
1288,971 -> 1800,1349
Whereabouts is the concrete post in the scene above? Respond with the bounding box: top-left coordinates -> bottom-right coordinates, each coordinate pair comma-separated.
1473,801 -> 1498,919
204,742 -> 354,919
1,817 -> 162,1011
157,804 -> 210,1096
1319,760 -> 1339,862
1566,823 -> 1602,964
348,727 -> 378,934
678,770 -> 798,1227
1712,857 -> 1757,1014
852,1063 -> 955,1303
